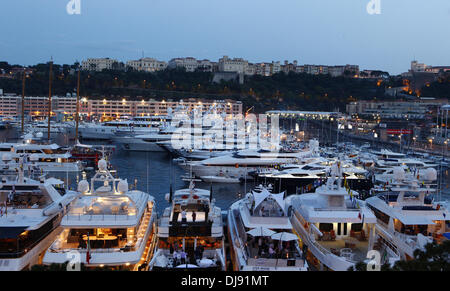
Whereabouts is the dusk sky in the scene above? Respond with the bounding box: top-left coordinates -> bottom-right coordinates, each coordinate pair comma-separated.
0,0 -> 449,74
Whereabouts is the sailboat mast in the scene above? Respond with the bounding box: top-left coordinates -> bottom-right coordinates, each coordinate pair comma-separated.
47,59 -> 53,141
21,69 -> 26,133
75,66 -> 81,140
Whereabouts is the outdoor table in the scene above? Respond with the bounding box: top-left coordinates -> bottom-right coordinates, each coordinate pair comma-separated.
343,237 -> 358,249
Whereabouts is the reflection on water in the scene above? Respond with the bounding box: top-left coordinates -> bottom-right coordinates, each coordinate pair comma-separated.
1,129 -> 449,214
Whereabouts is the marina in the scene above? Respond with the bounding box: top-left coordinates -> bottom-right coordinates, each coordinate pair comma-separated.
0,112 -> 448,271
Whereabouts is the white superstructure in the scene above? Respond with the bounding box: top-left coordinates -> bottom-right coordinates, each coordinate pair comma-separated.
228,185 -> 308,271
43,160 -> 157,270
0,160 -> 78,271
0,143 -> 82,172
149,182 -> 225,270
286,163 -> 378,271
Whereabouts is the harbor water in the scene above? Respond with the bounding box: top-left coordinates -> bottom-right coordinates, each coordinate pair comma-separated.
1,128 -> 449,214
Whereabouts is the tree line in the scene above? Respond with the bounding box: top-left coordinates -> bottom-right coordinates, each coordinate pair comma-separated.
0,61 -> 413,113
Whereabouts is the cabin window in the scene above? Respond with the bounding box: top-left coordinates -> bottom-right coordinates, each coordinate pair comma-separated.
337,223 -> 341,235
351,223 -> 363,232
319,223 -> 333,232
343,223 -> 348,235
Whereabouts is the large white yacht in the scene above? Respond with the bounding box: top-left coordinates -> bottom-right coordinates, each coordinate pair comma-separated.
0,143 -> 82,172
285,163 -> 378,271
0,159 -> 78,271
78,115 -> 170,140
149,181 -> 226,270
228,185 -> 308,271
373,166 -> 437,187
364,178 -> 450,263
179,149 -> 312,182
42,160 -> 157,270
256,157 -> 373,194
113,132 -> 173,152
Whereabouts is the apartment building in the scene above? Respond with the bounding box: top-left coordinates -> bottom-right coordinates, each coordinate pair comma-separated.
346,99 -> 447,120
168,57 -> 200,72
126,58 -> 168,72
81,58 -> 120,71
218,56 -> 248,74
0,96 -> 243,118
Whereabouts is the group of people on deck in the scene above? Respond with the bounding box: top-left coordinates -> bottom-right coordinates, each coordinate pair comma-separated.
251,236 -> 297,259
168,242 -> 205,266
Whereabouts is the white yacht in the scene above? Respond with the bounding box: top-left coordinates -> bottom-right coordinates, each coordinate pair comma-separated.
228,185 -> 308,271
374,166 -> 437,186
0,160 -> 78,271
0,143 -> 82,172
78,116 -> 169,140
256,157 -> 372,194
149,182 -> 226,270
24,121 -> 72,136
285,163 -> 378,271
42,160 -> 157,270
365,179 -> 449,263
113,132 -> 173,152
179,149 -> 312,182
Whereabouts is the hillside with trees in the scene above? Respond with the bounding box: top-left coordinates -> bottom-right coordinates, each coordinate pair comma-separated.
0,61 -> 397,113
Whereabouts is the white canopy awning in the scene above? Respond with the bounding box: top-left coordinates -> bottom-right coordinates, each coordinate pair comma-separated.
270,232 -> 298,241
247,226 -> 276,237
252,188 -> 286,213
45,178 -> 65,185
397,215 -> 436,225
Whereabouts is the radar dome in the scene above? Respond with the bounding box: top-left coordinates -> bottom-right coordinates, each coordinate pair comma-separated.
117,179 -> 129,193
98,159 -> 108,171
36,132 -> 43,138
424,168 -> 437,181
77,179 -> 89,193
393,167 -> 405,181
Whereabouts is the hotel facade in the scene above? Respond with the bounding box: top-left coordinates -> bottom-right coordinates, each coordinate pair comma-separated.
0,96 -> 243,118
